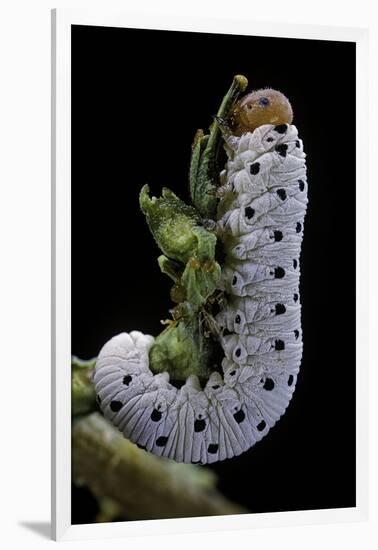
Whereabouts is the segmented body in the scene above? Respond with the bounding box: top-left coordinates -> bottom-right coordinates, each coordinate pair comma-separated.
93,123 -> 307,464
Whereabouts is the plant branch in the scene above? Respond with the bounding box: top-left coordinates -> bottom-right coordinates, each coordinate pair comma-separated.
73,412 -> 247,521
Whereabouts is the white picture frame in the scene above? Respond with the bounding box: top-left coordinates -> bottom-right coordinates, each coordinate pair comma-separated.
51,7 -> 369,541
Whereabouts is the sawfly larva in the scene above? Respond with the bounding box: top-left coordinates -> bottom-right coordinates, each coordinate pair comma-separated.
93,81 -> 308,464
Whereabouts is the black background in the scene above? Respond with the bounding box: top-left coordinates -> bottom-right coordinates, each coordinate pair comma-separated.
71,25 -> 356,523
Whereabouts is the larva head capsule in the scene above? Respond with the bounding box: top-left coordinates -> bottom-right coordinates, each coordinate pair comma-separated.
230,88 -> 293,136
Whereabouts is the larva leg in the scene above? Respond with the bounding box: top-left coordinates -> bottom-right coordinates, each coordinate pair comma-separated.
214,116 -> 241,153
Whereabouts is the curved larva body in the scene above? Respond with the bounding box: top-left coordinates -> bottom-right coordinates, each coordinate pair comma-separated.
94,123 -> 307,464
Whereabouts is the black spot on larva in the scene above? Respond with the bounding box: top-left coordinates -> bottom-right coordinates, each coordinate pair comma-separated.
288,375 -> 294,386
274,124 -> 287,134
275,143 -> 288,157
275,267 -> 285,279
194,419 -> 206,432
294,293 -> 299,302
275,339 -> 285,351
208,444 -> 219,454
266,137 -> 274,142
156,436 -> 168,447
96,394 -> 101,404
191,460 -> 203,465
294,329 -> 300,339
293,259 -> 298,269
212,385 -> 220,390
263,378 -> 275,391
298,179 -> 305,191
245,206 -> 255,219
275,303 -> 286,315
296,222 -> 302,233
250,162 -> 260,175
123,374 -> 132,385
274,230 -> 283,242
257,420 -> 266,431
151,409 -> 162,422
223,328 -> 232,336
296,140 -> 300,148
229,370 -> 236,376
259,97 -> 270,106
235,314 -> 241,324
136,443 -> 146,450
233,409 -> 245,423
235,348 -> 241,358
277,188 -> 287,201
110,400 -> 122,413
232,275 -> 237,286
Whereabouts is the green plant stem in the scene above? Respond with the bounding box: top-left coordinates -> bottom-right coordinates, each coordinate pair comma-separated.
72,356 -> 97,416
190,74 -> 248,219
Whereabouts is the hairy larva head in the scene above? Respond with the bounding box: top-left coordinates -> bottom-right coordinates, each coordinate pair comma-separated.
230,89 -> 293,136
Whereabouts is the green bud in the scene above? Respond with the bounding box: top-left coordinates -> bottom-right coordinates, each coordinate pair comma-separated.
149,308 -> 213,381
140,185 -> 200,264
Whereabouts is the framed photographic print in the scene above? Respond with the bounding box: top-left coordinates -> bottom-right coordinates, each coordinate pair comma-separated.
52,8 -> 369,541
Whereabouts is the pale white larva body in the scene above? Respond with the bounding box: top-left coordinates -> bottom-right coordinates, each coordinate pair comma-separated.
93,123 -> 307,464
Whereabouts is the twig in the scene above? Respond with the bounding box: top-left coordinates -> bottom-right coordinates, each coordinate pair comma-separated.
71,356 -> 97,416
73,412 -> 247,521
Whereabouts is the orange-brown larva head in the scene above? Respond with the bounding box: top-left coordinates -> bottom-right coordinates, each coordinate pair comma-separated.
230,88 -> 293,136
